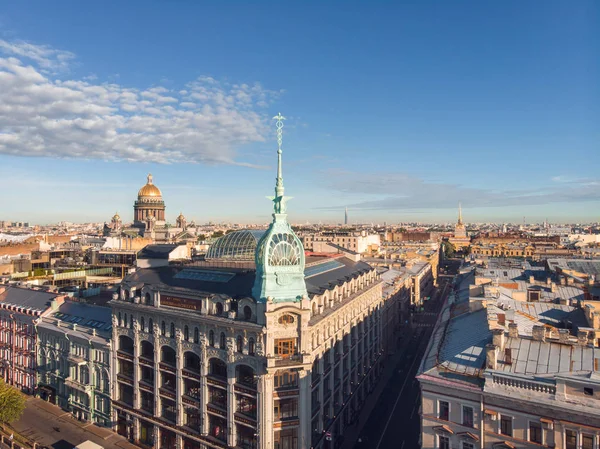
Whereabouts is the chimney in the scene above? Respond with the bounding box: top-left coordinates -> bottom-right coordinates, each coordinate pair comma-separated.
529,275 -> 535,284
558,329 -> 570,343
560,276 -> 566,286
532,325 -> 545,342
551,282 -> 556,293
546,277 -> 552,286
577,330 -> 588,346
508,322 -> 518,338
486,344 -> 498,370
492,328 -> 505,351
567,277 -> 574,285
506,309 -> 515,322
497,313 -> 506,326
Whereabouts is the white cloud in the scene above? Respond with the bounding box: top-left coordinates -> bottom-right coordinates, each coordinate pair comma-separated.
0,39 -> 75,73
318,170 -> 600,210
0,40 -> 282,165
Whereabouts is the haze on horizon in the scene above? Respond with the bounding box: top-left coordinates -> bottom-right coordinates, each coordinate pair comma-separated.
0,1 -> 597,225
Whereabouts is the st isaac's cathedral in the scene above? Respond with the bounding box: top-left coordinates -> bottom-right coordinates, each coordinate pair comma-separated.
103,174 -> 198,243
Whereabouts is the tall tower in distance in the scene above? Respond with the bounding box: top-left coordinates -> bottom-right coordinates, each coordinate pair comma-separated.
344,207 -> 349,226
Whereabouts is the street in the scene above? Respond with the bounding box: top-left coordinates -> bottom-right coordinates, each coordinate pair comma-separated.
347,258 -> 461,449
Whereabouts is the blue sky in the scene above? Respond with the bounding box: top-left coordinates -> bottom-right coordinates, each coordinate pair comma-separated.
0,1 -> 598,225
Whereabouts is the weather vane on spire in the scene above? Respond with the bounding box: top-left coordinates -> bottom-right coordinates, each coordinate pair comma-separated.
268,112 -> 291,215
273,112 -> 285,154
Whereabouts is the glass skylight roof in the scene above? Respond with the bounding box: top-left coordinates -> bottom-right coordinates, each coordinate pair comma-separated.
304,260 -> 344,278
174,269 -> 235,283
206,229 -> 266,261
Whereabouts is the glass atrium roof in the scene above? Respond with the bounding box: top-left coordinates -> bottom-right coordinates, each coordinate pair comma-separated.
206,230 -> 266,261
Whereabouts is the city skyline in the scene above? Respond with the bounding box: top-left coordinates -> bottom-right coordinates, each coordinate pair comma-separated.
0,1 -> 598,224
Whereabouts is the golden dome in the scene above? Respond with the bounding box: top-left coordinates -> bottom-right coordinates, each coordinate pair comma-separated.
138,173 -> 162,198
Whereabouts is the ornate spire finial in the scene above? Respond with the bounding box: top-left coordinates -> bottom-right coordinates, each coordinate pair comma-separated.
458,202 -> 463,225
270,113 -> 289,214
147,173 -> 153,185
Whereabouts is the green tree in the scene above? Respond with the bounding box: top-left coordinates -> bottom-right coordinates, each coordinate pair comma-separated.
211,231 -> 224,238
442,241 -> 456,258
197,234 -> 207,241
0,379 -> 26,425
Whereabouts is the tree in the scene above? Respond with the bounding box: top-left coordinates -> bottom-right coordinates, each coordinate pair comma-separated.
211,231 -> 224,238
0,379 -> 26,425
442,241 -> 456,258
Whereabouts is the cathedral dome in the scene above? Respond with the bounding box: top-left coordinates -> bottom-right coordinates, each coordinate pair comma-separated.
138,173 -> 162,198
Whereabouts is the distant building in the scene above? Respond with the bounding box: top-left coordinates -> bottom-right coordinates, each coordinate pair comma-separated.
448,203 -> 471,250
36,300 -> 112,425
301,231 -> 380,255
0,286 -> 63,393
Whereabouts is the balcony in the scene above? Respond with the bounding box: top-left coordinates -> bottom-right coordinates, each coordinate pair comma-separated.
139,356 -> 154,367
268,353 -> 304,368
65,377 -> 92,393
67,353 -> 86,365
117,350 -> 134,361
117,372 -> 134,385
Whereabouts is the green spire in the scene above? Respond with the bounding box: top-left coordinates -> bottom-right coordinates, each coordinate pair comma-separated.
252,112 -> 307,303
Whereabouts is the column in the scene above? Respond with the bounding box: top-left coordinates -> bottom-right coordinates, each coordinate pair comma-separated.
227,365 -> 236,447
258,374 -> 274,449
153,323 -> 161,447
317,357 -> 324,432
133,322 -> 141,442
200,358 -> 208,436
175,332 -> 184,449
298,370 -> 311,449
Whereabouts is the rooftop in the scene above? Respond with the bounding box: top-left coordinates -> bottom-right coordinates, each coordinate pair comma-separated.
0,286 -> 58,313
137,244 -> 182,259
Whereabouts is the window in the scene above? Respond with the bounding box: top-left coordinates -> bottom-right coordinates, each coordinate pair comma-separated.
220,333 -> 227,349
438,435 -> 450,449
275,339 -> 297,358
243,306 -> 252,320
274,370 -> 299,389
161,321 -> 166,336
566,430 -> 577,449
140,317 -> 145,332
215,302 -> 224,315
279,314 -> 295,325
582,434 -> 594,449
194,327 -> 199,344
274,429 -> 298,449
248,338 -> 255,356
500,415 -> 512,437
209,330 -> 215,347
236,336 -> 243,353
184,325 -> 189,341
148,318 -> 153,333
438,401 -> 449,421
462,443 -> 475,449
584,387 -> 594,396
274,398 -> 298,420
529,422 -> 542,444
462,405 -> 474,427
170,323 -> 175,338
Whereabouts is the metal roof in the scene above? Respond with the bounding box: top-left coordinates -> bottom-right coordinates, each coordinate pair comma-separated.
205,230 -> 266,261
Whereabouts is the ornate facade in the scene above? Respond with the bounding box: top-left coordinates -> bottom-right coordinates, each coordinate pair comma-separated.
134,174 -> 166,226
448,203 -> 471,250
109,115 -> 395,449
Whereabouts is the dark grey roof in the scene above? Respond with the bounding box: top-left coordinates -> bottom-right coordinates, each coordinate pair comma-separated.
0,286 -> 58,312
138,244 -> 181,259
123,256 -> 374,299
53,301 -> 113,335
326,242 -> 359,256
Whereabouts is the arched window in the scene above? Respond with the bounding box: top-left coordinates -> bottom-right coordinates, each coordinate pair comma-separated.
161,321 -> 166,336
248,338 -> 255,356
312,303 -> 317,316
235,365 -> 256,387
141,341 -> 154,360
145,292 -> 152,305
184,325 -> 189,341
170,323 -> 175,338
161,346 -> 176,365
209,330 -> 215,347
236,336 -> 243,353
184,352 -> 200,372
194,327 -> 199,344
243,306 -> 252,321
220,332 -> 226,349
209,358 -> 227,379
149,318 -> 153,334
278,314 -> 295,325
130,315 -> 134,330
124,313 -> 128,328
118,312 -> 122,327
216,302 -> 224,316
140,317 -> 145,332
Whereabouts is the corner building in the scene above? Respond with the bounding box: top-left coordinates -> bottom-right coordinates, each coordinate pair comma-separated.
110,119 -> 386,449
